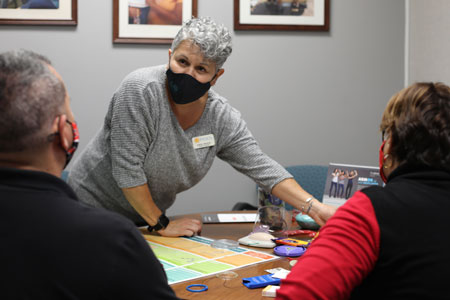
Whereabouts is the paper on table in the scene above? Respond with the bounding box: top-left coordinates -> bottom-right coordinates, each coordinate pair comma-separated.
202,213 -> 257,223
218,213 -> 256,222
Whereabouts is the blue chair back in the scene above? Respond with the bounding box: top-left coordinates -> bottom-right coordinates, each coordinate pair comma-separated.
285,165 -> 328,203
255,164 -> 328,211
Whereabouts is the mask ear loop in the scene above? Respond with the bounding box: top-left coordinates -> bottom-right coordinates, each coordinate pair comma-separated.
379,140 -> 388,183
47,119 -> 78,146
209,72 -> 218,83
382,131 -> 393,169
383,154 -> 392,168
46,117 -> 79,166
65,120 -> 79,155
63,120 -> 79,168
47,132 -> 58,142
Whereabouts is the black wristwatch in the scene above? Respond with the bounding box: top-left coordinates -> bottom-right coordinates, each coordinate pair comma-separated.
147,214 -> 170,232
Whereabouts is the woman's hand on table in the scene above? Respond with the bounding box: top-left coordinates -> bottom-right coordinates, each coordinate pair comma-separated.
158,218 -> 202,237
310,201 -> 337,226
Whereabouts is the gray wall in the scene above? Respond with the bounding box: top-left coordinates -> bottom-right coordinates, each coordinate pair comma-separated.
408,0 -> 450,85
0,0 -> 405,216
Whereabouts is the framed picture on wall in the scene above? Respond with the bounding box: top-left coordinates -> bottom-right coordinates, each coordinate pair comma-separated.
113,0 -> 198,44
0,0 -> 77,26
234,0 -> 329,31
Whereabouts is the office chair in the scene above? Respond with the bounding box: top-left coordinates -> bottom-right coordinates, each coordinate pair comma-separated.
232,202 -> 258,211
285,164 -> 328,203
232,165 -> 328,211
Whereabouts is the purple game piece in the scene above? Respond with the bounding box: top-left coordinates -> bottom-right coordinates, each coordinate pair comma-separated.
273,245 -> 306,257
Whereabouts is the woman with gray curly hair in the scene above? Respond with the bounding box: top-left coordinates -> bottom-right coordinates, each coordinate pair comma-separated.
68,17 -> 335,237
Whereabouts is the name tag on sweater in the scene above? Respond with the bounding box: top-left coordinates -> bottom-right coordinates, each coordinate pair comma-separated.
192,134 -> 215,149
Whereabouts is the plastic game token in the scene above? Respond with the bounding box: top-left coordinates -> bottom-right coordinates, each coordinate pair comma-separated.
216,271 -> 238,280
274,245 -> 306,257
186,284 -> 208,292
238,233 -> 276,248
210,239 -> 239,250
273,237 -> 309,247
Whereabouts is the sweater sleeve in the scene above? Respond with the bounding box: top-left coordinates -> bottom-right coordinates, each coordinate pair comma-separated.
275,191 -> 380,300
109,73 -> 155,189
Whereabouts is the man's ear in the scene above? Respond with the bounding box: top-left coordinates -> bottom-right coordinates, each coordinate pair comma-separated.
57,114 -> 70,151
210,69 -> 224,87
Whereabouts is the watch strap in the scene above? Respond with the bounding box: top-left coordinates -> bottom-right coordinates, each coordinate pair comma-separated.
147,214 -> 170,232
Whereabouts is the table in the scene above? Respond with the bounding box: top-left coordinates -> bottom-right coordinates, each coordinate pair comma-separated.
140,211 -> 309,300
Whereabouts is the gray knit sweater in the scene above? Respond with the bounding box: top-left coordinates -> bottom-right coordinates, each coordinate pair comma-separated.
68,65 -> 292,224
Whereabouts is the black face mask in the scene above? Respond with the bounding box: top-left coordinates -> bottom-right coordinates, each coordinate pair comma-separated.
166,67 -> 215,105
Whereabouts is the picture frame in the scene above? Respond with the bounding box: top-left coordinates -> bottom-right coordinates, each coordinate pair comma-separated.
0,0 -> 77,26
234,0 -> 329,31
113,0 -> 198,45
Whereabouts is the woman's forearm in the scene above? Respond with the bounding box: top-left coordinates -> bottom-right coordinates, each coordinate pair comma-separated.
122,184 -> 161,226
271,178 -> 337,226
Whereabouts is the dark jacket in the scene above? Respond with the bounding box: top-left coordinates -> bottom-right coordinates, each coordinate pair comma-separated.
352,164 -> 450,299
0,167 -> 178,299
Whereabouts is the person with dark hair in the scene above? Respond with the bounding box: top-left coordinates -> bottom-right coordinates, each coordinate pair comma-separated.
128,0 -> 149,24
276,82 -> 450,299
287,0 -> 307,15
251,0 -> 281,15
1,0 -> 9,8
0,49 -> 178,299
21,0 -> 57,9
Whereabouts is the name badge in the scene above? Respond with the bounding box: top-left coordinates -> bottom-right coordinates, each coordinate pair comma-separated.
192,134 -> 215,149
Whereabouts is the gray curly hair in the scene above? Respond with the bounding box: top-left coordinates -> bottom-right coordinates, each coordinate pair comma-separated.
171,17 -> 232,71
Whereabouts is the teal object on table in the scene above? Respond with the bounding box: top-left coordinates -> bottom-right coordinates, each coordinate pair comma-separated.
295,214 -> 320,230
